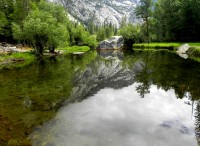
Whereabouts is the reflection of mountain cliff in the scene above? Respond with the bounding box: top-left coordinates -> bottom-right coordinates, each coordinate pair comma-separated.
69,50 -> 144,101
67,50 -> 200,103
97,50 -> 124,61
65,50 -> 200,144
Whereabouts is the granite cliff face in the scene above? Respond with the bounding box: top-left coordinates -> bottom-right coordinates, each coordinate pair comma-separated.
51,0 -> 139,27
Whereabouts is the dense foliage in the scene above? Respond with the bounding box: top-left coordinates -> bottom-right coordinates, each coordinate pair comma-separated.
118,0 -> 200,44
118,23 -> 141,46
86,19 -> 117,42
1,0 -> 200,50
0,0 -> 97,55
135,0 -> 153,43
13,4 -> 68,55
146,0 -> 200,42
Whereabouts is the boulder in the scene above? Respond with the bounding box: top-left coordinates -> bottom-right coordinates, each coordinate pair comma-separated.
97,36 -> 124,50
176,43 -> 190,54
176,43 -> 191,59
0,46 -> 4,52
9,46 -> 17,52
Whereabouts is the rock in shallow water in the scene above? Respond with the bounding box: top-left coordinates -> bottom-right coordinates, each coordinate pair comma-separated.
176,43 -> 191,59
97,36 -> 124,50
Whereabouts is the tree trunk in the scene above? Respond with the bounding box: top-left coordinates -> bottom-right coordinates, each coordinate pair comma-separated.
145,17 -> 149,44
49,46 -> 55,53
35,41 -> 43,57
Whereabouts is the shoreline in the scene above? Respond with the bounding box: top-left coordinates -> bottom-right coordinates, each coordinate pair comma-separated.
133,42 -> 200,61
0,46 -> 91,70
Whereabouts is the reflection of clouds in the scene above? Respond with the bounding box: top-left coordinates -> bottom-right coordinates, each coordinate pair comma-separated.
30,84 -> 197,146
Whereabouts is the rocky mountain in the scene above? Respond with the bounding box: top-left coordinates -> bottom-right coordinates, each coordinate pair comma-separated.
51,0 -> 139,27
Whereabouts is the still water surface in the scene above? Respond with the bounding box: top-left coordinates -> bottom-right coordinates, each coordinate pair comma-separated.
31,84 -> 196,146
1,50 -> 200,146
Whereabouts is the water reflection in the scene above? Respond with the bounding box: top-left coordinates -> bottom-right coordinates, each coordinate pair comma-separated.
97,49 -> 124,61
69,50 -> 200,101
30,84 -> 197,146
195,101 -> 200,143
1,49 -> 200,145
67,50 -> 141,103
0,51 -> 97,145
29,50 -> 200,146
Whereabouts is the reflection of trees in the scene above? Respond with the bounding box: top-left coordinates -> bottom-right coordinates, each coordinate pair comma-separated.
123,50 -> 200,144
136,83 -> 150,98
122,50 -> 200,100
174,83 -> 189,99
0,51 -> 98,145
134,51 -> 151,98
194,101 -> 200,145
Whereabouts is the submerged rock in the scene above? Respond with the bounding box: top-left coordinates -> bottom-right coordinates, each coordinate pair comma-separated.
97,36 -> 124,50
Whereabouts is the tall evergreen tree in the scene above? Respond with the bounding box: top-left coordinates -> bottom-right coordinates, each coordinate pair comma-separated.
0,0 -> 14,42
135,0 -> 153,43
181,0 -> 200,41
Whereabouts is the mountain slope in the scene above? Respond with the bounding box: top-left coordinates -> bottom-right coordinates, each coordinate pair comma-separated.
52,0 -> 139,27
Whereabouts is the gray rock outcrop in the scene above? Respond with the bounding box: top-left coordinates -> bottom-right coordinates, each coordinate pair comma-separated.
97,36 -> 124,50
53,0 -> 139,27
0,43 -> 29,53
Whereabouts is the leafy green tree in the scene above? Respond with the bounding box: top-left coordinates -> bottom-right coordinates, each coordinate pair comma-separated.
13,9 -> 69,56
181,0 -> 200,41
84,35 -> 97,48
0,11 -> 7,35
0,0 -> 14,41
152,0 -> 200,42
73,24 -> 97,47
13,0 -> 33,25
37,0 -> 68,24
118,23 -> 141,46
152,1 -> 165,41
135,0 -> 153,43
153,0 -> 182,41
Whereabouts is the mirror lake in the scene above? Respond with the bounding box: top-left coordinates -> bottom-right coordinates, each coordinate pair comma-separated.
0,49 -> 200,146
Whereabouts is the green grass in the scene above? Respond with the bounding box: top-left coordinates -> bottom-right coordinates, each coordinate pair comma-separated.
0,46 -> 91,69
9,52 -> 34,60
57,46 -> 90,53
133,42 -> 181,49
134,42 -> 200,49
133,42 -> 200,62
133,42 -> 200,53
188,43 -> 200,49
185,43 -> 200,57
0,52 -> 35,69
133,48 -> 176,53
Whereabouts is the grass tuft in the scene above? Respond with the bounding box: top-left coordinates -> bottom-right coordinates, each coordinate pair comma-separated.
133,42 -> 181,50
0,52 -> 35,69
57,46 -> 90,53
